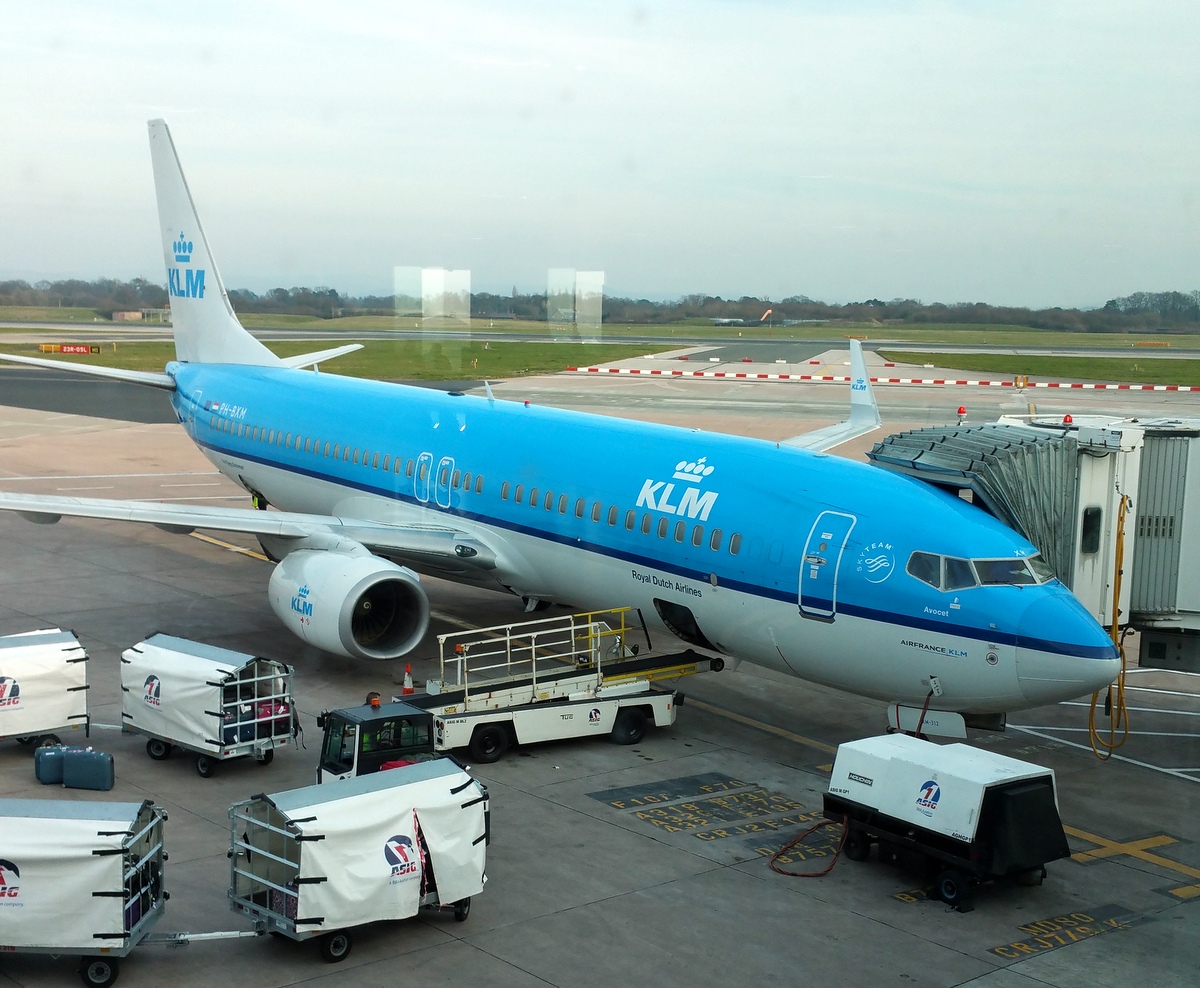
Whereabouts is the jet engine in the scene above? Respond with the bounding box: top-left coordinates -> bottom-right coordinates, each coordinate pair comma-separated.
267,547 -> 430,660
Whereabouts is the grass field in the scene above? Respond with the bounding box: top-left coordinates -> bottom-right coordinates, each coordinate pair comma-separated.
881,351 -> 1200,387
5,305 -> 1200,350
0,340 -> 650,381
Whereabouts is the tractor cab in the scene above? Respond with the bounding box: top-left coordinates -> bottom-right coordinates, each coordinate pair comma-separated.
316,699 -> 436,783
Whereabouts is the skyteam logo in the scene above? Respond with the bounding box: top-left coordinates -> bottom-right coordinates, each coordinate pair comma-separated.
143,675 -> 162,708
0,676 -> 20,710
0,859 -> 20,903
856,541 -> 895,584
384,834 -> 419,882
168,230 -> 206,299
916,780 -> 941,817
291,585 -> 313,623
636,456 -> 719,521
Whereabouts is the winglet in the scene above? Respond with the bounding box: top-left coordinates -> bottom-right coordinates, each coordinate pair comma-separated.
781,339 -> 882,452
148,119 -> 279,367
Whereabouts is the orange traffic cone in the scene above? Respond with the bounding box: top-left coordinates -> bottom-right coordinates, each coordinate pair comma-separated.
402,664 -> 414,695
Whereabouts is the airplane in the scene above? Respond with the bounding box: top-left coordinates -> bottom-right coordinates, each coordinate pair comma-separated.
0,120 -> 1119,738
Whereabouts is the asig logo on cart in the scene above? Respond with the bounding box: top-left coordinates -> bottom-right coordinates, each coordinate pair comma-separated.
384,835 -> 419,882
915,780 -> 942,817
143,675 -> 162,707
0,859 -> 20,904
0,676 -> 21,710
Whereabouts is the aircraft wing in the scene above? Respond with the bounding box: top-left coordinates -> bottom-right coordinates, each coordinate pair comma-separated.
781,339 -> 882,452
0,493 -> 497,572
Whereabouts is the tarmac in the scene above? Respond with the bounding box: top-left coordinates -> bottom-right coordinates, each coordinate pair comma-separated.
1,355 -> 1199,988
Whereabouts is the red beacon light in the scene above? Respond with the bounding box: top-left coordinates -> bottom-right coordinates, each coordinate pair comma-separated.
1063,414 -> 1073,425
957,406 -> 966,416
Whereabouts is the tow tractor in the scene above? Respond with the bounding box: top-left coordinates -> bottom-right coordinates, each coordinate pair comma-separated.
316,607 -> 721,780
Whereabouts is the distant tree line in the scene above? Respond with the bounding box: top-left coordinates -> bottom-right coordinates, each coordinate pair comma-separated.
3,278 -> 1199,332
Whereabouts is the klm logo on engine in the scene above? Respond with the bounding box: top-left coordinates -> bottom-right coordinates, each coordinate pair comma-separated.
636,456 -> 719,521
168,231 -> 206,299
291,584 -> 313,617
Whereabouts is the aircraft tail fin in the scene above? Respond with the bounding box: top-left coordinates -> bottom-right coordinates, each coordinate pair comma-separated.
148,119 -> 280,367
781,339 -> 882,452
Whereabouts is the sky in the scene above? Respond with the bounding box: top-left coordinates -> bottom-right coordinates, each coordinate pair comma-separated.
1,1 -> 1197,308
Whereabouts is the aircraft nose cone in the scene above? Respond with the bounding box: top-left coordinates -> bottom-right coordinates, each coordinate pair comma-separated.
1015,590 -> 1120,704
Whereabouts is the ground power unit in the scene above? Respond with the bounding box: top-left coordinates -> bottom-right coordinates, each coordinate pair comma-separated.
823,734 -> 1070,909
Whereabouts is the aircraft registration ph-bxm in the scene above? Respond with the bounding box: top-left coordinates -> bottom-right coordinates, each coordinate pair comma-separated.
0,120 -> 1119,738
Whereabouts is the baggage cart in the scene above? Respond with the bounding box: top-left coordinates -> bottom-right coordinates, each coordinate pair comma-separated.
0,628 -> 89,749
0,798 -> 166,987
229,758 -> 489,963
120,634 -> 296,778
823,734 -> 1070,909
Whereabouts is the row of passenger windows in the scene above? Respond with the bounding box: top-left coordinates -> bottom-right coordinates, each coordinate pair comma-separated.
497,481 -> 743,555
211,414 -> 745,555
208,416 -> 486,494
907,551 -> 1055,590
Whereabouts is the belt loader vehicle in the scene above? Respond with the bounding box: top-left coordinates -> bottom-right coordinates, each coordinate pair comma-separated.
317,608 -> 719,780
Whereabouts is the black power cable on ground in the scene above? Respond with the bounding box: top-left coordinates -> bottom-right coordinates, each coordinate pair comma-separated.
769,815 -> 849,878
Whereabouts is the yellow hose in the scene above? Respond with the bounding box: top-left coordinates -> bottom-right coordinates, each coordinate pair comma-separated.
1089,494 -> 1131,759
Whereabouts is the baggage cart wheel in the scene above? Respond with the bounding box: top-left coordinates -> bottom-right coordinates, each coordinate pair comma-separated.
36,734 -> 62,748
256,748 -> 274,766
146,738 -> 171,761
843,828 -> 870,862
935,868 -> 967,907
454,897 -> 471,922
469,724 -> 509,763
610,708 -> 647,745
79,955 -> 120,987
319,929 -> 353,963
195,754 -> 217,778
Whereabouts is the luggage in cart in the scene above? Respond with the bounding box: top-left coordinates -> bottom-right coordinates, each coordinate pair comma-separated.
229,758 -> 489,963
0,628 -> 89,749
120,634 -> 296,778
0,797 -> 167,987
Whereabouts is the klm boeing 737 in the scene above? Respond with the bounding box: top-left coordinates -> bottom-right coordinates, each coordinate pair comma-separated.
0,121 -> 1119,737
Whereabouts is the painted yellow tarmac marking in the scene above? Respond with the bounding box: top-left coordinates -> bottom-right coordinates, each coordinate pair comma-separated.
687,697 -> 836,755
1066,825 -> 1200,898
188,532 -> 270,561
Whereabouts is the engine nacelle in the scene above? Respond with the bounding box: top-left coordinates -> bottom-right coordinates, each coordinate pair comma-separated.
267,548 -> 430,660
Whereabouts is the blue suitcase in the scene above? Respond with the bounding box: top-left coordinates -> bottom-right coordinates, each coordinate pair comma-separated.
34,745 -> 85,785
62,748 -> 115,791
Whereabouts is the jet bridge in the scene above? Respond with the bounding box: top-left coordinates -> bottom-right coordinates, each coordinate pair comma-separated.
868,416 -> 1200,672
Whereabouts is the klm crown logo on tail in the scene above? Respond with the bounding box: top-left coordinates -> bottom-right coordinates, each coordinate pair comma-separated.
168,230 -> 205,299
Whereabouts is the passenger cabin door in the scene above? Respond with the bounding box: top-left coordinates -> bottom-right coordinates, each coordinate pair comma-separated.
188,389 -> 202,433
798,510 -> 856,621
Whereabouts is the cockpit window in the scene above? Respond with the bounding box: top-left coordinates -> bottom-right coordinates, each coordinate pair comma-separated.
943,556 -> 978,590
906,551 -> 941,588
974,558 -> 1036,586
1026,554 -> 1055,583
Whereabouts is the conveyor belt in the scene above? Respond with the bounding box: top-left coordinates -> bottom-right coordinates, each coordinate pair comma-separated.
404,648 -> 710,710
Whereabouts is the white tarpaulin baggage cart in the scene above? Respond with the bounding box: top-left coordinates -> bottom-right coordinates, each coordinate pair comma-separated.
120,634 -> 295,778
229,758 -> 489,963
0,628 -> 89,748
0,798 -> 166,987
